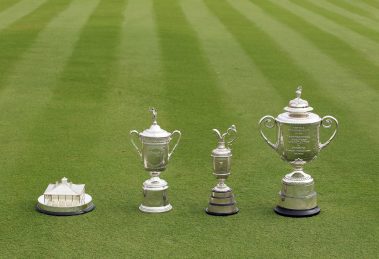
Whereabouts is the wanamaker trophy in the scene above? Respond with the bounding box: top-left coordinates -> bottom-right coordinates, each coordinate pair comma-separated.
259,87 -> 338,217
130,108 -> 181,213
206,125 -> 239,216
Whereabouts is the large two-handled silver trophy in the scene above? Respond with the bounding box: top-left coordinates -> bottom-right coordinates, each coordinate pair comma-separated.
206,125 -> 239,216
130,108 -> 181,213
259,87 -> 338,217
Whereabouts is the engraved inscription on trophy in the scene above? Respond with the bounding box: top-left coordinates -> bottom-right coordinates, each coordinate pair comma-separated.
286,126 -> 311,156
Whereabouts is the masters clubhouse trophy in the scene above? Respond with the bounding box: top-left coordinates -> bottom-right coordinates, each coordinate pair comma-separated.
259,87 -> 338,217
206,125 -> 239,216
130,108 -> 181,213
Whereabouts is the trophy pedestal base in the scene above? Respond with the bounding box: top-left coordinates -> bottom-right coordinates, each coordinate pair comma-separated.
277,171 -> 318,213
140,176 -> 171,213
139,204 -> 172,213
206,188 -> 238,216
36,194 -> 95,216
274,206 -> 320,217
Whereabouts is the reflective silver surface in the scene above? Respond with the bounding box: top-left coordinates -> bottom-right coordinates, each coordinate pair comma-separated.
259,87 -> 338,216
206,125 -> 239,216
130,108 -> 181,213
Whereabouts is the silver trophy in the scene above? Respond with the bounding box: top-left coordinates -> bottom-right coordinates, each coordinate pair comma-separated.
206,125 -> 239,216
130,108 -> 181,213
259,87 -> 338,217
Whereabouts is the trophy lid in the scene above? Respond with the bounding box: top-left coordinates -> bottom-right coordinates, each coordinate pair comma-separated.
284,86 -> 313,114
211,125 -> 237,157
140,108 -> 171,138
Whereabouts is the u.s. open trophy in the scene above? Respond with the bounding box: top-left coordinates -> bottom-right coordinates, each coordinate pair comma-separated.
130,108 -> 181,213
259,87 -> 338,217
206,125 -> 239,216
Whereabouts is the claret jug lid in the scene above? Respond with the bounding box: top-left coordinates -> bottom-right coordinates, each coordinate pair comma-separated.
211,125 -> 237,158
140,108 -> 171,139
277,86 -> 321,124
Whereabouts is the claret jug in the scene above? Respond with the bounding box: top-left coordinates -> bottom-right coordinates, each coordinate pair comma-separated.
259,87 -> 338,217
206,125 -> 239,216
130,108 -> 181,213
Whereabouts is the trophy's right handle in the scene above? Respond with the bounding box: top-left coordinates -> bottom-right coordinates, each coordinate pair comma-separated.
130,130 -> 142,158
258,115 -> 278,150
168,130 -> 181,160
319,116 -> 338,150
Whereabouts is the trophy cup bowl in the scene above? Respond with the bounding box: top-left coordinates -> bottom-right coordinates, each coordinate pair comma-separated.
206,125 -> 239,216
259,87 -> 338,217
130,108 -> 181,213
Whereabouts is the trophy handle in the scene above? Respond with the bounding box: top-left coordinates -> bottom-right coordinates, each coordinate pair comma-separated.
168,130 -> 181,160
258,115 -> 278,150
130,130 -> 142,158
319,116 -> 338,150
225,124 -> 237,146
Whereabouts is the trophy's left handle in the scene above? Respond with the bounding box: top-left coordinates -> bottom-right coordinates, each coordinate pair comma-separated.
130,130 -> 142,158
258,115 -> 278,151
319,116 -> 338,150
168,130 -> 181,160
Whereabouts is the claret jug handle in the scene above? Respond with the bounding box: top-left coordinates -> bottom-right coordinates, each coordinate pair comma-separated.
258,115 -> 278,150
168,130 -> 181,160
319,116 -> 338,150
213,124 -> 237,146
130,130 -> 142,158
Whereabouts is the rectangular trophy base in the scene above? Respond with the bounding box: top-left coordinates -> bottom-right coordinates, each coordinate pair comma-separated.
206,189 -> 238,216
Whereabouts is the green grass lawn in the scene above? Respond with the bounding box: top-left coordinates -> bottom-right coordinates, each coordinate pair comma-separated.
0,0 -> 378,257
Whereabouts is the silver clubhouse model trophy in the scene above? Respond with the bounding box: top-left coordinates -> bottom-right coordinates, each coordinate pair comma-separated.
36,177 -> 95,216
130,108 -> 181,213
259,87 -> 338,217
206,125 -> 239,216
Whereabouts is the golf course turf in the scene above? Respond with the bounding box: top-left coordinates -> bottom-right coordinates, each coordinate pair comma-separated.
0,0 -> 378,257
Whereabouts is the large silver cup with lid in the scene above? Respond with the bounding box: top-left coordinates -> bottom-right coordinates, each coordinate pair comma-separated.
130,108 -> 181,213
206,125 -> 239,216
259,87 -> 338,217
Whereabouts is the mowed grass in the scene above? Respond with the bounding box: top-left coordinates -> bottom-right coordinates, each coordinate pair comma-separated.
0,0 -> 378,258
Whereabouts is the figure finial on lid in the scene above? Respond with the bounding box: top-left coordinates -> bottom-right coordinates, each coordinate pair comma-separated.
149,107 -> 157,125
296,86 -> 302,100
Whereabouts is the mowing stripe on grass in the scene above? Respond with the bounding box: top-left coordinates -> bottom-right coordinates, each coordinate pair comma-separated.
0,0 -> 101,187
325,0 -> 379,22
204,0 -> 317,97
0,0 -> 22,13
154,0 -> 231,134
263,0 -> 379,91
180,0 -> 282,148
0,0 -> 47,31
307,0 -> 379,31
291,0 -> 379,43
22,0 -> 126,184
87,0 -> 163,207
359,0 -> 379,11
0,0 -> 71,89
153,0 -> 233,207
230,0 -> 379,142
